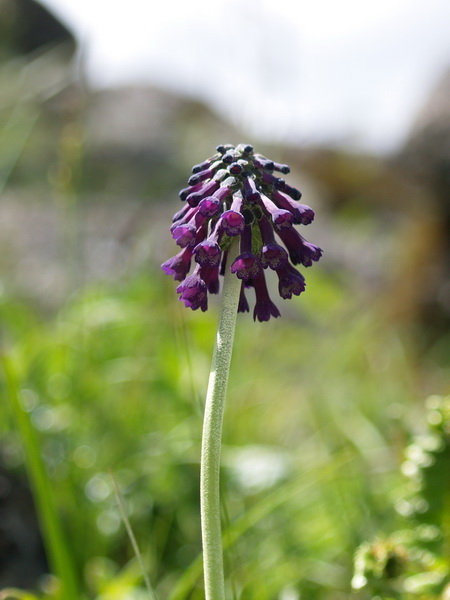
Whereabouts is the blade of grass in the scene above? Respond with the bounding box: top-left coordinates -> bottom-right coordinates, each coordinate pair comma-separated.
1,354 -> 80,600
169,452 -> 352,600
109,470 -> 158,600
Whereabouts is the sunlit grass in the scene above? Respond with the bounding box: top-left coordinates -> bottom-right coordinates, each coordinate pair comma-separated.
0,262 -> 433,598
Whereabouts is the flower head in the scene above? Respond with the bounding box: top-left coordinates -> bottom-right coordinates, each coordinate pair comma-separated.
162,144 -> 322,320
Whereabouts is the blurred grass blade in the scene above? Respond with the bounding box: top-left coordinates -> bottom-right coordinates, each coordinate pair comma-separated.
169,453 -> 351,600
1,354 -> 80,600
110,470 -> 158,600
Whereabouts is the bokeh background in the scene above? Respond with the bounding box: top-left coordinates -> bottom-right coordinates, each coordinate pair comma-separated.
0,0 -> 449,598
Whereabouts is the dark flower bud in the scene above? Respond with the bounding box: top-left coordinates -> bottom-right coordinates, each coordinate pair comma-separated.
179,181 -> 204,201
192,159 -> 213,174
216,144 -> 235,154
172,203 -> 195,224
236,143 -> 253,154
228,162 -> 243,175
186,180 -> 220,206
222,149 -> 239,164
188,169 -> 214,186
272,161 -> 290,174
254,157 -> 275,171
278,180 -> 302,200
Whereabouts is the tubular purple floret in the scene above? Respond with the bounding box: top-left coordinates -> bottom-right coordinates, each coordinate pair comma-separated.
252,271 -> 281,322
172,222 -> 197,247
192,159 -> 213,174
254,157 -> 275,171
270,190 -> 314,225
220,196 -> 245,236
186,180 -> 221,206
230,224 -> 262,281
278,180 -> 302,200
200,263 -> 220,294
212,185 -> 233,203
161,246 -> 193,281
260,195 -> 294,230
272,161 -> 290,174
172,203 -> 196,224
276,263 -> 306,299
261,171 -> 284,188
193,220 -> 224,267
170,206 -> 198,231
238,282 -> 250,312
261,243 -> 289,270
198,197 -> 221,218
277,227 -> 323,267
188,169 -> 215,186
179,181 -> 204,201
242,175 -> 261,203
176,265 -> 208,311
220,210 -> 245,236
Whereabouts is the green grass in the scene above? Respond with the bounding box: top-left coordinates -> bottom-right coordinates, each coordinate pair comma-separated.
1,261 -> 439,599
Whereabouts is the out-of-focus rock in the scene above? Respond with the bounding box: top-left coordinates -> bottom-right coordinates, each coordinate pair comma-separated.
0,0 -> 75,58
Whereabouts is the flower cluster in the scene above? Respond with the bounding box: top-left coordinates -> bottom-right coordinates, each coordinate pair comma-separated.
162,143 -> 322,321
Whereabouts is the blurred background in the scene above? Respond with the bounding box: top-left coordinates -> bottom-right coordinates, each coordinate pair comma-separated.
0,0 -> 449,598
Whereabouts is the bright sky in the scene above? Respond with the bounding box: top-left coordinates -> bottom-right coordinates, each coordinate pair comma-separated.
42,0 -> 450,153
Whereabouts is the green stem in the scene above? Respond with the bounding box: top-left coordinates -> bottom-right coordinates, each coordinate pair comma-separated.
200,238 -> 241,600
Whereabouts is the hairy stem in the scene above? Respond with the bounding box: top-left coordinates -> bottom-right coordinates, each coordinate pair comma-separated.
200,238 -> 241,600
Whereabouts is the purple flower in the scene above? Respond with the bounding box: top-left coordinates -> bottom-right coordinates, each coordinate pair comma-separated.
230,224 -> 262,280
238,283 -> 250,313
252,272 -> 280,322
161,246 -> 193,281
277,227 -> 323,267
162,144 -> 322,321
176,268 -> 208,311
194,240 -> 222,267
276,263 -> 306,299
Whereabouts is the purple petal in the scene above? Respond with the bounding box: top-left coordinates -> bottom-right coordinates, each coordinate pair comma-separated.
161,247 -> 193,281
176,272 -> 208,311
220,210 -> 245,236
193,240 -> 222,267
230,252 -> 262,280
